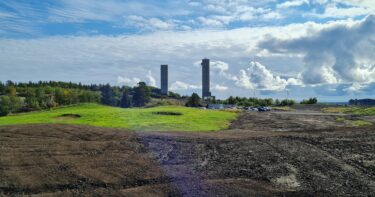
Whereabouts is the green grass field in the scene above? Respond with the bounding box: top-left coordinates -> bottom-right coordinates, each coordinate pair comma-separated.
0,103 -> 238,132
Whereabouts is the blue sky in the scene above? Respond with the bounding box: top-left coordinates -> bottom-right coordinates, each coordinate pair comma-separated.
1,0 -> 375,101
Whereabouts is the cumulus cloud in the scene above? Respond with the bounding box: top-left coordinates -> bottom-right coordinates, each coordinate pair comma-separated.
211,61 -> 229,72
234,62 -> 300,91
117,76 -> 141,86
277,0 -> 309,9
170,81 -> 200,90
147,70 -> 157,87
313,3 -> 371,18
212,84 -> 228,91
259,15 -> 375,89
118,70 -> 156,87
211,61 -> 238,81
1,11 -> 375,98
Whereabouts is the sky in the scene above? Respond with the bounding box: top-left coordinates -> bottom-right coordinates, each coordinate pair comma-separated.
0,0 -> 375,101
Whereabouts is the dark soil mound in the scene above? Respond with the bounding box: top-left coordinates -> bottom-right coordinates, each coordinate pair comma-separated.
152,111 -> 182,116
55,114 -> 81,120
60,113 -> 81,118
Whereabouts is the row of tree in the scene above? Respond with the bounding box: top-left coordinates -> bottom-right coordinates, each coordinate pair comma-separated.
300,97 -> 318,104
207,96 -> 296,107
0,80 -> 181,116
0,81 -> 102,116
185,94 -> 298,107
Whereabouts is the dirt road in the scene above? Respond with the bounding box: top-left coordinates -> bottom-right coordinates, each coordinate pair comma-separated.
1,112 -> 375,196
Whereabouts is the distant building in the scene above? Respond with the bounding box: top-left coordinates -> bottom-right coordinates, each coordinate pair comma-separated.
161,65 -> 168,95
349,99 -> 375,106
201,58 -> 211,98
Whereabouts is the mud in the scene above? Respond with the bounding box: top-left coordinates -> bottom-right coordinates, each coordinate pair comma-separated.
1,111 -> 375,196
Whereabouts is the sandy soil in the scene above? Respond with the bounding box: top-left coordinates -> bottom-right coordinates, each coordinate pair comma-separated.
1,111 -> 375,196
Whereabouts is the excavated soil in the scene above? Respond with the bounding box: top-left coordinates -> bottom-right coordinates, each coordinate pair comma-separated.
1,111 -> 375,196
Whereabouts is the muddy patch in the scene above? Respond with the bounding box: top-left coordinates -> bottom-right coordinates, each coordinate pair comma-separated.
55,113 -> 82,121
152,111 -> 183,116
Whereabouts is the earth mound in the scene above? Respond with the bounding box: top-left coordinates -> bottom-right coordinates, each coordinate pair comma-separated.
152,111 -> 183,116
55,113 -> 82,120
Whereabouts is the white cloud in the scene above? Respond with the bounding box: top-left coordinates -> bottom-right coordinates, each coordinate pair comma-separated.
335,0 -> 375,10
315,3 -> 371,18
117,70 -> 156,87
170,81 -> 200,90
125,15 -> 178,31
259,15 -> 375,88
147,70 -> 157,87
344,82 -> 367,92
234,62 -> 299,91
235,69 -> 255,90
197,17 -> 224,27
47,0 -> 189,23
211,61 -> 229,72
211,61 -> 238,80
1,14 -> 375,98
212,84 -> 228,91
117,76 -> 141,86
277,0 -> 309,9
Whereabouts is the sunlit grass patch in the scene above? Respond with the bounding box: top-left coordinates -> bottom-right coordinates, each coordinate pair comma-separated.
0,103 -> 238,132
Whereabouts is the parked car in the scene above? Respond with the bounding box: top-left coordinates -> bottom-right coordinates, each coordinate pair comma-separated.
258,106 -> 271,112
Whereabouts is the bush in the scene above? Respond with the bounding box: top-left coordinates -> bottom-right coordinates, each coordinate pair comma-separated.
280,99 -> 296,106
0,96 -> 23,116
300,97 -> 318,104
185,93 -> 202,107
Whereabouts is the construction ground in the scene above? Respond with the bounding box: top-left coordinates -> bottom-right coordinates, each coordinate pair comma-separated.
1,107 -> 375,196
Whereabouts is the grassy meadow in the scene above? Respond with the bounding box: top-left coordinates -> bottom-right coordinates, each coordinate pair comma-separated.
0,103 -> 238,132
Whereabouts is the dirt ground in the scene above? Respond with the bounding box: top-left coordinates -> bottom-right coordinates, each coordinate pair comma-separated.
1,111 -> 375,196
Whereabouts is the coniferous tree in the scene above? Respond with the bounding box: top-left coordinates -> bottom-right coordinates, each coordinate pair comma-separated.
100,84 -> 115,106
0,81 -> 4,94
120,90 -> 132,108
133,82 -> 151,107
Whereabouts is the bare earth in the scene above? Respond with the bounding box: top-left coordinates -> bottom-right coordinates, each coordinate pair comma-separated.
1,111 -> 375,196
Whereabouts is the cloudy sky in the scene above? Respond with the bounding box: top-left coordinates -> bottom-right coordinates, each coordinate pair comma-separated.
1,0 -> 375,101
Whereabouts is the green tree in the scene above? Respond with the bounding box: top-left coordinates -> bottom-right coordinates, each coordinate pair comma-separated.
280,99 -> 295,106
133,82 -> 151,107
54,88 -> 65,106
6,86 -> 17,96
100,84 -> 117,106
0,81 -> 4,94
227,96 -> 236,105
25,89 -> 40,110
0,96 -> 23,116
300,97 -> 318,104
120,90 -> 132,108
275,99 -> 281,106
35,88 -> 47,108
0,96 -> 12,116
185,93 -> 202,107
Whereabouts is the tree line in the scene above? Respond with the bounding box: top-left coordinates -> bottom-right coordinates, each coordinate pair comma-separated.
208,96 -> 296,107
0,80 -> 181,116
186,94 -> 298,107
173,94 -> 318,107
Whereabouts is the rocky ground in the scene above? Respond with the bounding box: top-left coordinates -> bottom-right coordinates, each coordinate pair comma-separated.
1,110 -> 375,196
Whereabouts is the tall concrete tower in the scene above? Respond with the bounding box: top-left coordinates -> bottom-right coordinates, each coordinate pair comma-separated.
160,65 -> 168,95
201,58 -> 211,98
